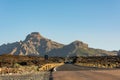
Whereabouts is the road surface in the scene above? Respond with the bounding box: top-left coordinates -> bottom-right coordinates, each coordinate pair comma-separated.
51,64 -> 120,80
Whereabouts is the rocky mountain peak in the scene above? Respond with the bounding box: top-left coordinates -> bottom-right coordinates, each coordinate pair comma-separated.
24,32 -> 43,42
70,40 -> 88,49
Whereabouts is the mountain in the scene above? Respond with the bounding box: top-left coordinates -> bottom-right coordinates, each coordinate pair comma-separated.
0,32 -> 64,56
0,32 -> 117,57
47,40 -> 117,57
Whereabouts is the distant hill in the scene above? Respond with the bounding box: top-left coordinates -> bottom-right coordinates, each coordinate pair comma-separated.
0,32 -> 117,57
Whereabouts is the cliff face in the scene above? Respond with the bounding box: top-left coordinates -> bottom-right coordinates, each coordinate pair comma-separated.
0,32 -> 64,56
0,32 -> 117,57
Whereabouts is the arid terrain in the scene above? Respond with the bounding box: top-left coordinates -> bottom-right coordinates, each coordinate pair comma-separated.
0,72 -> 50,80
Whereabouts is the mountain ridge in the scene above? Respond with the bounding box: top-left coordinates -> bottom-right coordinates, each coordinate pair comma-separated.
0,32 -> 117,57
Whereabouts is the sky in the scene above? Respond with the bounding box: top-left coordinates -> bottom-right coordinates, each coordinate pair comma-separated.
0,0 -> 120,51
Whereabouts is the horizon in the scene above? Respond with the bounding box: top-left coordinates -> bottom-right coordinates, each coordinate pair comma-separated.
0,0 -> 120,51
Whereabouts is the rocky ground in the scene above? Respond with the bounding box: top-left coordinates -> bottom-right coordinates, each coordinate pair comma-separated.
0,72 -> 50,80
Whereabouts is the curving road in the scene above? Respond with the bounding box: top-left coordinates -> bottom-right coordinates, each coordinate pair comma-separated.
51,64 -> 120,80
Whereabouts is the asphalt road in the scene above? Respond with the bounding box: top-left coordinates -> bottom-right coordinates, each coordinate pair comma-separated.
51,64 -> 120,80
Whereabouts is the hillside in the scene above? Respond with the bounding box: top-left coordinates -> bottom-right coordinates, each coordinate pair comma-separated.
0,32 -> 117,57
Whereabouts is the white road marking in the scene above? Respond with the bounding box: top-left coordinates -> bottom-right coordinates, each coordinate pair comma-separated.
54,67 -> 57,72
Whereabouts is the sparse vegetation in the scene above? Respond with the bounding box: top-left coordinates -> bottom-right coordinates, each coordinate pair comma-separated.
0,55 -> 65,75
75,56 -> 120,68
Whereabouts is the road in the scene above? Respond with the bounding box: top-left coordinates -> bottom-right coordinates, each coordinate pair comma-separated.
51,64 -> 120,80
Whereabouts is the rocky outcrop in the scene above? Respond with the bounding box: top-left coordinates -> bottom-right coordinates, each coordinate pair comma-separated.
0,32 -> 64,56
47,40 -> 117,57
0,32 -> 117,57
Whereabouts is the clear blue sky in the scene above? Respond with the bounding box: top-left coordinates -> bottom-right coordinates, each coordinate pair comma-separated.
0,0 -> 120,51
